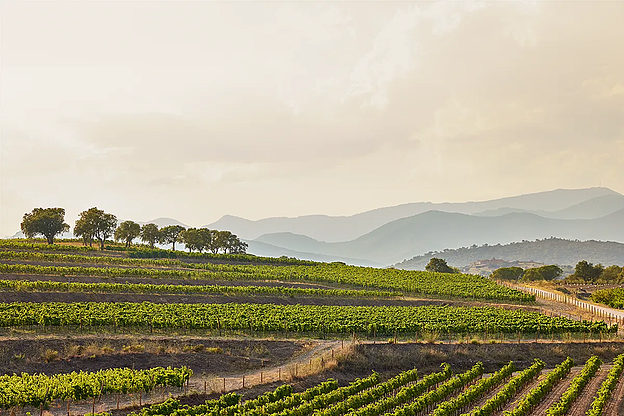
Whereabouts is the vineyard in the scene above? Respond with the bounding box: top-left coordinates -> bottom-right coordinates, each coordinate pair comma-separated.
0,249 -> 534,303
0,302 -> 614,337
1,239 -> 622,416
47,355 -> 618,416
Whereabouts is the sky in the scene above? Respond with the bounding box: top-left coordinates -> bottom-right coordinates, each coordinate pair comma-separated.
1,0 -> 623,235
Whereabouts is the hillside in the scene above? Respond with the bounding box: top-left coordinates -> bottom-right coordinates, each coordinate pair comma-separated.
394,238 -> 624,270
206,187 -> 620,242
249,209 -> 624,266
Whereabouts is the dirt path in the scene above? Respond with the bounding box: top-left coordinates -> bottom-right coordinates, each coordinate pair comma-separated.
568,366 -> 609,416
603,372 -> 624,416
529,368 -> 580,415
51,339 -> 347,416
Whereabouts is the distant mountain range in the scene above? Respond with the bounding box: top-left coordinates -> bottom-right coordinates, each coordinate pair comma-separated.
6,187 -> 624,267
394,238 -> 624,270
206,187 -> 621,242
245,208 -> 624,265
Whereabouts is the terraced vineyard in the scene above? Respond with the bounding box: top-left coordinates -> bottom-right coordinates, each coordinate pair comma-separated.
0,247 -> 534,302
1,239 -> 622,416
55,355 -> 618,416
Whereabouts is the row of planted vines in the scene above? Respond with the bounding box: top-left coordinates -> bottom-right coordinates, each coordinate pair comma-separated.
0,260 -> 534,303
0,302 -> 613,335
123,356 -> 624,416
0,279 -> 400,298
0,366 -> 192,412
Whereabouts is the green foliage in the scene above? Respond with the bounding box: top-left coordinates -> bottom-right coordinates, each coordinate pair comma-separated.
20,207 -> 69,245
504,357 -> 574,416
347,364 -> 452,416
0,366 -> 192,410
74,207 -> 118,249
432,361 -> 515,416
115,220 -> 141,248
491,267 -> 524,281
425,258 -> 457,274
590,287 -> 624,309
0,301 -> 612,335
565,260 -> 622,284
545,356 -> 601,416
521,265 -> 563,281
465,359 -> 545,416
0,277 -> 401,298
140,223 -> 161,249
159,225 -> 186,251
0,259 -> 532,303
574,260 -> 603,280
389,363 -> 485,416
586,354 -> 624,416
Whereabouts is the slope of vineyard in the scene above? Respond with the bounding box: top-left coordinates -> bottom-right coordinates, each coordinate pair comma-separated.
52,356 -> 623,416
0,240 -> 621,416
0,302 -> 612,336
0,244 -> 534,303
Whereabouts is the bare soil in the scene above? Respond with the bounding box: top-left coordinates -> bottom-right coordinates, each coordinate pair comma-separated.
493,372 -> 545,416
340,342 -> 624,376
0,288 -> 456,307
603,371 -> 624,416
569,366 -> 610,416
529,368 -> 579,414
0,335 -> 311,376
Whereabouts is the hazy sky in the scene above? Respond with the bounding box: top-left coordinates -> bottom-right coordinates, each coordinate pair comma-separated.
1,0 -> 623,235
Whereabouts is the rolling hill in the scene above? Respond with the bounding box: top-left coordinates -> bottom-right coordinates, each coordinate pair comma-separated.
247,209 -> 624,266
394,238 -> 624,270
206,187 -> 620,242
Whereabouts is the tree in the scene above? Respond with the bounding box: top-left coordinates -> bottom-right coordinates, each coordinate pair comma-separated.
114,221 -> 141,248
521,265 -> 563,281
140,224 -> 161,249
597,265 -> 623,284
573,260 -> 604,282
20,207 -> 69,244
491,267 -> 524,281
425,258 -> 457,274
74,207 -> 118,250
159,225 -> 186,251
179,228 -> 205,253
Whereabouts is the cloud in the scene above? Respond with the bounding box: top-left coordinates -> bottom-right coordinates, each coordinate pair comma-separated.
1,0 -> 622,232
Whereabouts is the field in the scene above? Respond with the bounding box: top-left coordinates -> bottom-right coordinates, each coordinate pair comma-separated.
1,240 -> 623,416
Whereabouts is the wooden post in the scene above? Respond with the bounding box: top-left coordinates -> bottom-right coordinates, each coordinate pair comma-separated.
242,375 -> 245,388
223,377 -> 226,393
261,372 -> 263,383
279,368 -> 282,381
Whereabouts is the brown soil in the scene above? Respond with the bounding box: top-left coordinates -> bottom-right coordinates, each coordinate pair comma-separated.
340,342 -> 624,376
603,372 -> 624,416
569,366 -> 610,416
465,373 -> 512,412
0,289 -> 455,307
529,368 -> 580,414
0,335 -> 311,376
493,372 -> 545,416
0,271 -> 332,289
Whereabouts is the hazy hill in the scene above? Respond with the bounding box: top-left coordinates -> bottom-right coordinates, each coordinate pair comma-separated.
207,187 -> 620,242
474,194 -> 624,219
248,209 -> 624,266
244,240 -> 383,267
394,238 -> 624,270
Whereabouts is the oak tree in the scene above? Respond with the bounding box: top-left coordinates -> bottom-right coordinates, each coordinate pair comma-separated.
21,207 -> 70,244
74,207 -> 118,250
